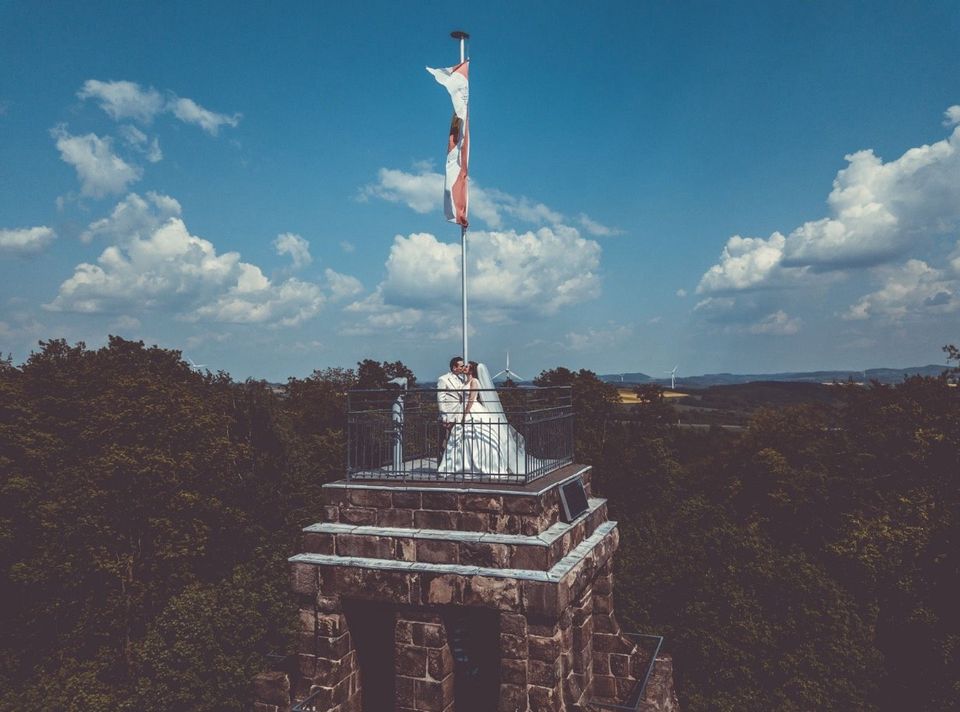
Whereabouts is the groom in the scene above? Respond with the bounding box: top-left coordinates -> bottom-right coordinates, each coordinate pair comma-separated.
437,355 -> 467,458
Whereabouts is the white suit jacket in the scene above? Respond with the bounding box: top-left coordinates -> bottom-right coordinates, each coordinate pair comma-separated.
437,371 -> 465,424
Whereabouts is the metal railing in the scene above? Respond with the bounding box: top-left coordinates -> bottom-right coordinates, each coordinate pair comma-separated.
588,634 -> 665,711
347,385 -> 573,485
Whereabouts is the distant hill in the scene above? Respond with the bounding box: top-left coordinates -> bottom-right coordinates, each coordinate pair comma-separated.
601,364 -> 950,388
599,372 -> 652,384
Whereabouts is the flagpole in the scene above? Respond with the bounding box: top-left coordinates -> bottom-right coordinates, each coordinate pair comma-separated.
451,30 -> 469,361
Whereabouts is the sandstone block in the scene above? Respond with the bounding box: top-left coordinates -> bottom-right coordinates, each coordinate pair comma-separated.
528,659 -> 561,687
463,575 -> 520,610
378,507 -> 414,527
427,646 -> 454,680
348,488 -> 392,508
511,543 -> 549,570
421,491 -> 460,510
501,658 -> 527,685
415,676 -> 454,712
416,538 -> 459,564
499,612 -> 527,636
462,494 -> 503,512
498,683 -> 527,712
527,683 -> 562,711
503,496 -> 539,515
460,541 -> 510,568
457,511 -> 489,532
291,563 -> 318,597
302,531 -> 335,555
415,509 -> 456,530
396,644 -> 427,677
500,633 -> 528,660
393,491 -> 421,509
337,533 -> 393,559
423,573 -> 462,605
528,633 -> 562,663
340,506 -> 377,525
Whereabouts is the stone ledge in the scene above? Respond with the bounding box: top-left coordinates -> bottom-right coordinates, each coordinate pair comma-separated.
303,497 -> 606,546
290,521 -> 617,584
301,498 -> 608,570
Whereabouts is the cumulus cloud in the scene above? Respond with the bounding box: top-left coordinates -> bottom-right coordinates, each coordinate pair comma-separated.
273,232 -> 312,269
0,226 -> 56,255
361,168 -> 443,214
324,268 -> 363,301
361,166 -> 614,233
747,310 -> 802,335
698,106 -> 960,294
52,125 -> 142,197
80,192 -> 181,243
343,226 -> 602,335
378,226 -> 601,314
78,80 -> 165,123
46,194 -> 324,326
842,257 -> 959,322
78,79 -> 240,136
697,232 -> 788,293
943,105 -> 960,127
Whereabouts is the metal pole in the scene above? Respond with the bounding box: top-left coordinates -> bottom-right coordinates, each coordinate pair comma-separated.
451,30 -> 469,362
461,224 -> 468,362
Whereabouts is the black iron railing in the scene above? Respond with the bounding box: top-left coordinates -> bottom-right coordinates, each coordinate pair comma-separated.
588,634 -> 665,711
347,386 -> 573,485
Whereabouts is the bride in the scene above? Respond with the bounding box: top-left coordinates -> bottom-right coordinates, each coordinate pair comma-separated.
438,361 -> 527,476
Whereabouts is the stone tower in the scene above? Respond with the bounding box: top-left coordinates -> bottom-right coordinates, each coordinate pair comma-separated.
252,386 -> 678,711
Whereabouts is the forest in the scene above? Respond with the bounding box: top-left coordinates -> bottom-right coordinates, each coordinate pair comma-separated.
0,337 -> 957,711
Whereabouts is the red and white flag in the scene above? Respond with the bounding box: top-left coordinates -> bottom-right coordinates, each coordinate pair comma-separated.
426,60 -> 469,227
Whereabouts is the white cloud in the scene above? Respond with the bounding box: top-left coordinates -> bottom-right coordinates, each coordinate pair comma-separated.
0,226 -> 56,255
340,240 -> 356,253
118,125 -> 162,163
52,125 -> 142,198
842,258 -> 959,322
697,232 -> 788,293
273,232 -> 312,269
698,106 -> 960,294
342,226 -> 601,337
577,213 -> 621,236
77,80 -> 164,123
80,192 -> 181,243
167,96 -> 241,136
676,288 -> 687,297
46,195 -> 325,326
324,268 -> 363,301
377,226 -> 601,315
361,168 -> 443,213
747,310 -> 802,335
78,79 -> 240,136
361,166 -> 611,233
943,105 -> 960,127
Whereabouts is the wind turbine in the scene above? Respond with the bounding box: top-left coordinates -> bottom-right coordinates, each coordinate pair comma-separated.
493,351 -> 525,382
665,365 -> 678,390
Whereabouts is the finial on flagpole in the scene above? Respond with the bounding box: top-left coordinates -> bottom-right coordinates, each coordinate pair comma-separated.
450,30 -> 469,63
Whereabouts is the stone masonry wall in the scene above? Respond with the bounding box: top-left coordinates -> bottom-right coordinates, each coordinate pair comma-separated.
253,466 -> 679,712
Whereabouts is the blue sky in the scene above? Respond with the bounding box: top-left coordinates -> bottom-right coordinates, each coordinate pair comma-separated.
1,1 -> 959,381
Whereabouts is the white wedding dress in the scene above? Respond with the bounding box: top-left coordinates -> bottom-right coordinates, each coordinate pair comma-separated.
438,363 -> 527,476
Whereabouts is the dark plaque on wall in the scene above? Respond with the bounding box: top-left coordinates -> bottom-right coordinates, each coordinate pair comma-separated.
558,477 -> 589,523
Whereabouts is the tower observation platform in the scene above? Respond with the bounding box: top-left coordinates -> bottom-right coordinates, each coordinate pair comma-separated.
253,386 -> 678,712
